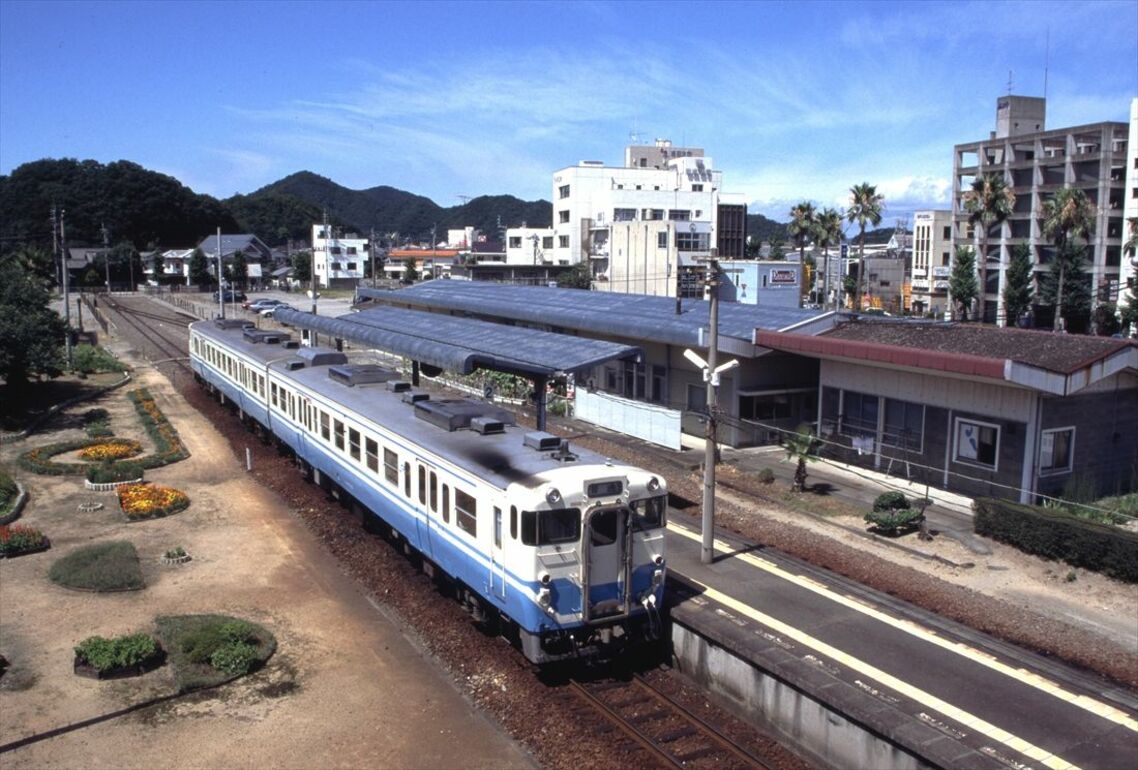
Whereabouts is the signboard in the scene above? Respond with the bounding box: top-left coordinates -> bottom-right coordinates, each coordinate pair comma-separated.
769,268 -> 798,286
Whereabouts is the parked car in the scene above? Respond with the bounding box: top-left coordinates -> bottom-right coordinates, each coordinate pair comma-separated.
260,304 -> 292,318
213,290 -> 247,303
245,298 -> 285,312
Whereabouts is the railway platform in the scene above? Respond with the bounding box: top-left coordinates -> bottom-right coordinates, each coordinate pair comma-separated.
663,516 -> 1138,770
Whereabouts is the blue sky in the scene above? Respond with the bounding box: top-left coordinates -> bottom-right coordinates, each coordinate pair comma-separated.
2,0 -> 1135,225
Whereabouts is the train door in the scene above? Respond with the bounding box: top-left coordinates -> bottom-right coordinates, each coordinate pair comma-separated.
584,507 -> 631,621
415,461 -> 436,557
489,505 -> 506,601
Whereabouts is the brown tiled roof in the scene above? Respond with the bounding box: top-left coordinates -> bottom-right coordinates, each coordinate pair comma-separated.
821,320 -> 1135,374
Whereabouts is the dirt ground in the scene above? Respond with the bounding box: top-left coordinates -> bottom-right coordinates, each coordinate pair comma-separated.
0,364 -> 534,769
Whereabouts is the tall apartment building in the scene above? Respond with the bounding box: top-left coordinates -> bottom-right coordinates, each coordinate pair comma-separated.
549,139 -> 747,297
951,96 -> 1129,325
1122,98 -> 1138,329
909,210 -> 953,316
312,224 -> 370,288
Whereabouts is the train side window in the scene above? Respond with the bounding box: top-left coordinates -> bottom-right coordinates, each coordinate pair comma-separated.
320,411 -> 330,441
403,462 -> 411,498
631,496 -> 666,530
455,489 -> 477,537
418,465 -> 426,505
333,419 -> 345,451
521,509 -> 581,546
430,472 -> 438,512
365,438 -> 378,472
348,428 -> 361,461
442,484 -> 450,522
384,449 -> 398,485
271,383 -> 278,408
510,506 -> 517,539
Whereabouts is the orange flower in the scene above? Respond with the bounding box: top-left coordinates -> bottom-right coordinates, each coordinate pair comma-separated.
117,483 -> 190,518
79,440 -> 142,462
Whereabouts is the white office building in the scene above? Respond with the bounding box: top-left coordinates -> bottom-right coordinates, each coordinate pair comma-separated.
1121,98 -> 1138,334
909,210 -> 953,316
312,224 -> 371,288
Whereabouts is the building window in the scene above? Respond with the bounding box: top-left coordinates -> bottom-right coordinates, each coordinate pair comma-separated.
692,184 -> 703,192
347,262 -> 357,270
542,236 -> 553,249
841,391 -> 878,438
508,237 -> 522,249
954,417 -> 1000,470
657,232 -> 668,249
613,208 -> 636,222
882,399 -> 924,451
943,226 -> 951,240
1039,427 -> 1074,475
384,448 -> 398,485
558,184 -> 570,199
331,261 -> 342,270
330,246 -> 342,255
558,235 -> 569,248
455,489 -> 477,537
687,384 -> 707,414
558,210 -> 570,223
347,246 -> 357,255
668,209 -> 691,221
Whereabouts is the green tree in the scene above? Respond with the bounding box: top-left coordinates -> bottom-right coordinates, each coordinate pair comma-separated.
767,240 -> 786,260
1041,187 -> 1095,331
1119,217 -> 1138,337
150,250 -> 165,285
949,245 -> 979,321
556,261 -> 591,289
787,201 -> 817,264
402,257 -> 419,283
231,250 -> 249,290
1037,242 -> 1091,329
847,183 -> 884,310
291,250 -> 312,287
815,208 -> 843,309
0,257 -> 66,386
963,173 -> 1016,321
188,247 -> 212,287
1002,243 -> 1034,327
782,423 -> 818,493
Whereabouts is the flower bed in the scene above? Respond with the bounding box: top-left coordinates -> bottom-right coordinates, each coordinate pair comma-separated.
78,439 -> 143,462
117,483 -> 190,520
73,633 -> 164,680
0,524 -> 50,557
127,388 -> 190,468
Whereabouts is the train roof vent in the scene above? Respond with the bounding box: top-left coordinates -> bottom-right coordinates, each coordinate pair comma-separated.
296,347 -> 348,367
471,416 -> 506,435
524,431 -> 562,452
402,391 -> 430,404
328,364 -> 397,387
214,318 -> 253,330
283,340 -> 300,349
285,360 -> 305,371
414,398 -> 517,432
386,380 -> 411,393
242,329 -> 291,345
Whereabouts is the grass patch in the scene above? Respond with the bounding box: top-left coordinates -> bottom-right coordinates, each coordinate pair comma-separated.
157,615 -> 276,692
0,467 -> 17,517
49,541 -> 144,591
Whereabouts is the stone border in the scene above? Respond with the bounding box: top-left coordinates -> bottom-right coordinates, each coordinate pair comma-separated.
0,480 -> 29,525
77,501 -> 105,513
85,477 -> 144,492
161,552 -> 192,566
0,371 -> 132,444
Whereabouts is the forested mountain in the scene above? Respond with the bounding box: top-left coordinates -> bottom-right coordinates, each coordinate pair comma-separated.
0,159 -> 238,250
746,213 -> 788,244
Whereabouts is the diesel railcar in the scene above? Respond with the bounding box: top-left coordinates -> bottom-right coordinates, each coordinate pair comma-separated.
189,318 -> 667,663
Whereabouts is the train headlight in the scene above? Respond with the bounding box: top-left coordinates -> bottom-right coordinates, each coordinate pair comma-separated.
537,587 -> 552,610
651,568 -> 664,589
545,487 -> 562,505
647,476 -> 661,493
539,572 -> 552,586
653,555 -> 664,567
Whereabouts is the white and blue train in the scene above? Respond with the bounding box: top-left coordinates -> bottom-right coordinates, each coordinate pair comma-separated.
189,318 -> 667,664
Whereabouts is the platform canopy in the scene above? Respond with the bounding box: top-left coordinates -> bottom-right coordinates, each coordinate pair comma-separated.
273,305 -> 640,379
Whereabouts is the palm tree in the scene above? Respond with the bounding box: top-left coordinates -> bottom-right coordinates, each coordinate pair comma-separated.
815,208 -> 843,309
962,173 -> 1016,324
1041,187 -> 1095,331
782,423 -> 818,493
847,183 -> 884,310
787,201 -> 817,264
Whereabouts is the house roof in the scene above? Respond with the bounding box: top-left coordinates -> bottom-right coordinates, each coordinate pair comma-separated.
755,319 -> 1138,395
196,234 -> 270,259
357,280 -> 837,357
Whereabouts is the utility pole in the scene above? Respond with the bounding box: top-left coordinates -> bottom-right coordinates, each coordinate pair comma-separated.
216,227 -> 224,319
370,226 -> 377,288
101,223 -> 111,295
701,255 -> 720,565
59,209 -> 73,369
675,224 -> 683,315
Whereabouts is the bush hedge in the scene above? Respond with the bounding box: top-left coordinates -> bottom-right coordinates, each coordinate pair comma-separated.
0,468 -> 17,514
873,491 -> 910,511
72,344 -> 126,375
74,633 -> 162,673
974,497 -> 1138,583
157,615 -> 276,692
49,541 -> 144,591
86,461 -> 144,484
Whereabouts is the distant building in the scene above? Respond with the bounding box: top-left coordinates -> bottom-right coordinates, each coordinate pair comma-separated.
311,225 -> 370,288
951,96 -> 1129,325
550,138 -> 748,298
195,234 -> 273,288
718,261 -> 802,307
1121,98 -> 1138,334
909,210 -> 953,317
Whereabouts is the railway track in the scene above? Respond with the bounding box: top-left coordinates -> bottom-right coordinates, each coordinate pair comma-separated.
568,674 -> 775,770
99,295 -> 200,374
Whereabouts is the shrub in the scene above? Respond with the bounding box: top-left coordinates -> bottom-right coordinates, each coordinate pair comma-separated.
74,633 -> 161,673
0,468 -> 17,512
865,508 -> 925,535
86,461 -> 144,484
873,491 -> 911,511
49,541 -> 144,591
164,546 -> 187,559
158,614 -> 276,692
974,497 -> 1138,583
0,524 -> 48,556
757,468 -> 776,485
71,344 -> 126,374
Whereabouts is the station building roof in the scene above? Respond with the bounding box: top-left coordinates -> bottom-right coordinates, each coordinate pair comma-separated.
356,281 -> 836,356
273,305 -> 640,380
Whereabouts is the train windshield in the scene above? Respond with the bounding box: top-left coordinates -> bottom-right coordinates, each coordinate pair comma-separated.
630,495 -> 667,530
521,508 -> 581,546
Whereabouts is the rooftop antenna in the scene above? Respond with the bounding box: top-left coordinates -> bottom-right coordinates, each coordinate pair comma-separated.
1043,27 -> 1050,100
1006,70 -> 1014,95
457,194 -> 471,205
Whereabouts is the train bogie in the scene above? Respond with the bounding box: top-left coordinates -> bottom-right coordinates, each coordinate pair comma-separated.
188,319 -> 666,664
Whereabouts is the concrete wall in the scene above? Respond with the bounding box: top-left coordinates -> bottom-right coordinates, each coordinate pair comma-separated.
574,387 -> 682,450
